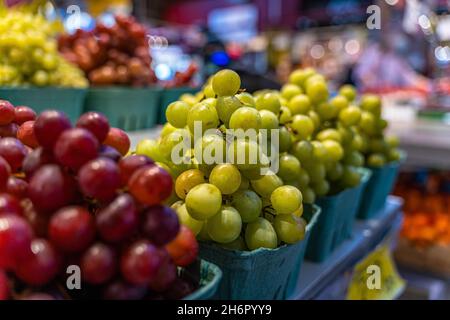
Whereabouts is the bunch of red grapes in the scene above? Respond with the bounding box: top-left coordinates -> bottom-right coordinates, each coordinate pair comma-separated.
0,100 -> 199,300
58,15 -> 156,87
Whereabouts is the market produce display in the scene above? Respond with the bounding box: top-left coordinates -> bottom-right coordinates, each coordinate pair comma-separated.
0,11 -> 88,88
0,99 -> 201,300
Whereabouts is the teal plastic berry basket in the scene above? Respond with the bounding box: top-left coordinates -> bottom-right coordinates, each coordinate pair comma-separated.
198,204 -> 321,300
159,87 -> 198,124
184,260 -> 223,300
0,87 -> 86,123
357,154 -> 404,220
84,87 -> 162,131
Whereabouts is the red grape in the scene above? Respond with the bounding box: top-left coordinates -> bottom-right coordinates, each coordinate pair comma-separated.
0,214 -> 33,269
49,206 -> 95,253
0,193 -> 22,216
80,242 -> 117,284
0,269 -> 8,300
163,278 -> 195,300
99,145 -> 122,162
14,106 -> 36,125
0,123 -> 18,138
6,177 -> 28,199
104,127 -> 130,156
141,206 -> 179,247
0,157 -> 11,190
165,226 -> 198,267
22,147 -> 54,179
0,138 -> 27,172
128,165 -> 172,205
23,204 -> 49,237
120,240 -> 163,285
0,100 -> 15,125
78,158 -> 121,201
118,155 -> 154,185
17,121 -> 38,148
103,280 -> 147,300
54,128 -> 99,171
148,250 -> 177,292
76,112 -> 110,143
34,110 -> 71,151
15,238 -> 61,286
96,193 -> 138,243
28,164 -> 78,213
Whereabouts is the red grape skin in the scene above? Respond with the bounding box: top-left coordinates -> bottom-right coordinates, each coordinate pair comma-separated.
163,278 -> 195,300
80,242 -> 117,285
120,240 -> 163,285
49,206 -> 96,253
0,193 -> 23,216
28,164 -> 78,213
54,128 -> 99,171
34,110 -> 71,151
78,158 -> 121,202
23,204 -> 49,237
17,121 -> 38,148
103,280 -> 147,300
0,214 -> 33,270
0,123 -> 18,138
76,112 -> 110,143
141,206 -> 179,247
165,225 -> 198,267
0,138 -> 27,172
15,239 -> 61,286
96,193 -> 138,243
0,269 -> 8,300
104,127 -> 130,156
148,250 -> 177,292
118,155 -> 154,185
0,100 -> 15,125
99,145 -> 122,162
0,157 -> 11,190
14,106 -> 36,125
22,147 -> 54,179
6,177 -> 28,199
128,165 -> 173,205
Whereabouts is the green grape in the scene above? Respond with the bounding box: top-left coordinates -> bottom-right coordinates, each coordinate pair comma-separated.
166,101 -> 190,128
292,204 -> 304,218
278,154 -> 301,182
203,84 -> 216,98
32,70 -> 48,86
231,190 -> 262,223
339,84 -> 357,102
221,236 -> 247,251
176,204 -> 204,236
306,79 -> 329,104
341,165 -> 361,188
279,96 -> 288,107
274,214 -> 306,244
240,166 -> 267,180
250,173 -> 283,198
367,153 -> 386,167
175,169 -> 206,199
207,206 -> 242,244
386,136 -> 400,148
302,187 -> 316,204
312,179 -> 330,197
311,141 -> 328,162
360,94 -> 381,117
327,161 -> 344,181
212,69 -> 241,96
135,139 -> 166,163
194,133 -> 226,168
255,92 -> 281,115
281,83 -> 302,100
180,93 -> 198,106
270,186 -> 302,215
339,105 -> 362,127
159,129 -> 190,161
316,102 -> 339,121
236,92 -> 256,107
317,129 -> 342,143
305,162 -> 326,182
161,123 -> 177,138
378,119 -> 388,130
343,150 -> 364,167
279,106 -> 293,125
287,94 -> 311,115
359,111 -> 378,136
308,110 -> 321,129
351,133 -> 364,151
279,126 -> 292,152
209,164 -> 242,195
202,97 -> 217,108
329,95 -> 349,113
259,110 -> 279,130
187,103 -> 219,134
227,139 -> 267,171
305,74 -> 326,88
245,217 -> 278,250
297,168 -> 311,189
289,115 -> 314,140
322,140 -> 344,162
369,139 -> 388,153
171,200 -> 184,211
197,222 -> 212,241
238,176 -> 250,190
155,162 -> 176,179
291,140 -> 314,164
289,68 -> 316,88
185,183 -> 222,220
215,96 -> 241,126
229,107 -> 261,130
285,179 -> 301,189
338,124 -> 354,145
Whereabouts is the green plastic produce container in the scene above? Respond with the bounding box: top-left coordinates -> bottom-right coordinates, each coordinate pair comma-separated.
184,260 -> 223,300
0,87 -> 86,123
159,87 -> 198,124
357,157 -> 403,220
198,204 -> 321,300
84,87 -> 162,131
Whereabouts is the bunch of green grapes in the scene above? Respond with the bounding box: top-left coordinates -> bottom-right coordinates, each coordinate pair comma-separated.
0,10 -> 88,88
136,70 -> 307,251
